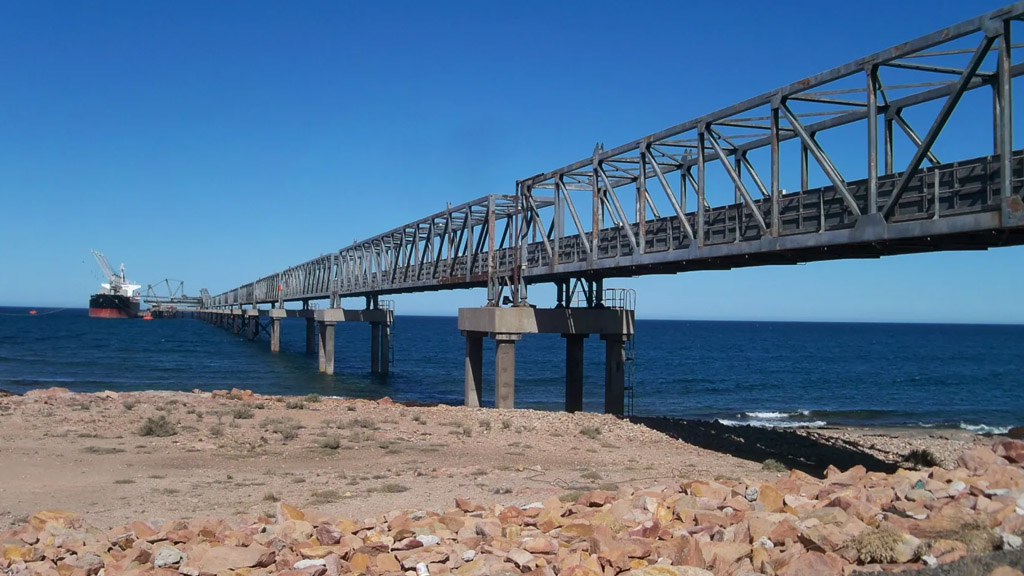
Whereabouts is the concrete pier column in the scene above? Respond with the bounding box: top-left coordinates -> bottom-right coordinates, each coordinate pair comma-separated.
232,313 -> 240,335
380,324 -> 391,376
463,331 -> 484,407
247,314 -> 256,340
564,334 -> 586,413
602,335 -> 626,416
317,321 -> 336,374
494,334 -> 521,410
370,322 -> 381,373
269,309 -> 285,353
305,318 -> 316,355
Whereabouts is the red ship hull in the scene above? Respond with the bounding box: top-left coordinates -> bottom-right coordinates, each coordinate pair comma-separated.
88,307 -> 135,319
88,293 -> 140,319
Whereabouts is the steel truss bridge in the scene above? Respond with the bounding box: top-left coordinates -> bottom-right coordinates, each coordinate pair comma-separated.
207,3 -> 1024,310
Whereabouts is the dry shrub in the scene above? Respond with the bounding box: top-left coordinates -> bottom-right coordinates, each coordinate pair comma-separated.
849,524 -> 905,564
933,519 -> 1000,554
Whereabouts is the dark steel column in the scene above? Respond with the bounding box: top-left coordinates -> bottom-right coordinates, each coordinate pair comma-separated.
564,334 -> 586,413
602,335 -> 626,416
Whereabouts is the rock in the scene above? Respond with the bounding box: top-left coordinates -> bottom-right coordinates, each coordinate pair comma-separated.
294,558 -> 327,569
314,524 -> 341,546
416,534 -> 440,547
277,502 -> 306,522
522,536 -> 558,554
776,550 -> 841,576
191,544 -> 271,573
474,518 -> 501,539
28,510 -> 81,531
757,484 -> 784,513
1008,425 -> 1024,439
456,498 -> 485,513
506,548 -> 536,570
993,438 -> 1024,464
95,391 -> 118,400
744,486 -> 759,502
461,550 -> 476,562
1001,531 -> 1023,551
623,567 -> 714,576
375,553 -> 401,572
956,446 -> 1004,473
152,545 -> 185,567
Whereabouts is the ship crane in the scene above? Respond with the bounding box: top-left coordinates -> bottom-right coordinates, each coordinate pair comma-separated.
90,249 -> 141,297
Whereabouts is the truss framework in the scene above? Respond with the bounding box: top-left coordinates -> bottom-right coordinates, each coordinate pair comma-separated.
207,3 -> 1024,309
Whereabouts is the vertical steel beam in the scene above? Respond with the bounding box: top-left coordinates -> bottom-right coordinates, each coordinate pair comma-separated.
591,148 -> 601,257
679,167 -> 687,213
800,141 -> 809,191
884,116 -> 894,174
999,20 -> 1013,198
697,128 -> 706,246
734,153 -> 742,204
553,177 -> 563,264
867,66 -> 879,213
636,146 -> 647,253
771,104 -> 781,235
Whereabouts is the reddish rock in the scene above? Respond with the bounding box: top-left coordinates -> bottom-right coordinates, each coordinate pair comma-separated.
314,524 -> 342,546
956,446 -> 1005,474
993,438 -> 1024,464
456,498 -> 485,513
776,550 -> 840,576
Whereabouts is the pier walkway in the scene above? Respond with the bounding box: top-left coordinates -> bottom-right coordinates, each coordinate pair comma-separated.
197,4 -> 1024,415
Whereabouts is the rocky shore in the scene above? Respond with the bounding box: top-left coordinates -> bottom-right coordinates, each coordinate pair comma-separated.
1,388 -> 1022,575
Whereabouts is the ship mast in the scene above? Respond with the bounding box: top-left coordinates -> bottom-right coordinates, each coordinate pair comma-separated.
90,249 -> 141,297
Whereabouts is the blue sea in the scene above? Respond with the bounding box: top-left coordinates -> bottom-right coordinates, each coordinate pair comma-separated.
0,307 -> 1021,432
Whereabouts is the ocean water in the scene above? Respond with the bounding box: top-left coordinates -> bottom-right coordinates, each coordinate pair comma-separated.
0,308 -> 1021,432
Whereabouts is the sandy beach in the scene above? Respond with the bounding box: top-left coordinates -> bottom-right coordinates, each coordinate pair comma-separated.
0,388 -> 987,530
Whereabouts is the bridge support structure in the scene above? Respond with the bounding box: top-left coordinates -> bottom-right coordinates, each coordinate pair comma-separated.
196,306 -> 394,377
458,306 -> 634,415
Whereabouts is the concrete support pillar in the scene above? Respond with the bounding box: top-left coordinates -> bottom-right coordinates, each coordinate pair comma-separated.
602,335 -> 626,416
269,309 -> 285,353
317,321 -> 336,375
370,322 -> 381,373
463,331 -> 484,408
564,334 -> 586,413
305,318 -> 316,355
380,324 -> 391,376
494,334 -> 520,410
232,314 -> 240,335
247,315 -> 256,340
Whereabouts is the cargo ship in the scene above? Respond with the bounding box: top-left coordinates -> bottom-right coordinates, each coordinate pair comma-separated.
89,250 -> 141,319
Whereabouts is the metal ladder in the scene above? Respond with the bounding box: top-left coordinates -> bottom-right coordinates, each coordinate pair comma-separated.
380,299 -> 396,366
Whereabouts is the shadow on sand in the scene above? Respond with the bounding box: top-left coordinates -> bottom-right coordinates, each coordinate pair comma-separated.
630,417 -> 900,478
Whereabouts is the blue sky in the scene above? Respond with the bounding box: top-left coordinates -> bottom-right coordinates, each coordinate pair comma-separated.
0,1 -> 1020,323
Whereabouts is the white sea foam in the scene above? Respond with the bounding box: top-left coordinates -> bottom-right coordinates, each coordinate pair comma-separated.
719,418 -> 827,429
960,422 -> 1010,435
743,411 -> 791,419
